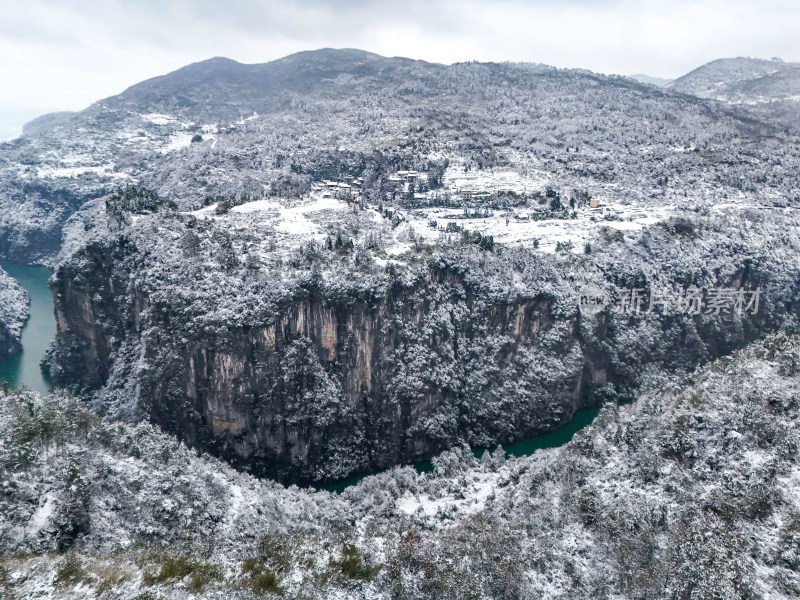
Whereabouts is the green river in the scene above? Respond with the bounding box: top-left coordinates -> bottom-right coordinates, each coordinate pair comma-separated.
319,405 -> 600,493
0,261 -> 54,396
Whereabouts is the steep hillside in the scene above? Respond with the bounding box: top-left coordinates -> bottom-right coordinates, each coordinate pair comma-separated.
0,266 -> 28,358
4,332 -> 800,598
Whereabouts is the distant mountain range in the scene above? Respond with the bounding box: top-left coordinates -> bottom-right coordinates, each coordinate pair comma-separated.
628,74 -> 674,87
668,57 -> 800,131
12,55 -> 800,137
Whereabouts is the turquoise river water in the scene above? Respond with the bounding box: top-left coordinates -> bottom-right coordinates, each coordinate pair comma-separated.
0,261 -> 55,396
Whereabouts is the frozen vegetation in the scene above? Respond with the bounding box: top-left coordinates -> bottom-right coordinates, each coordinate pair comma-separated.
33,53 -> 800,486
0,266 -> 29,358
2,48 -> 800,597
4,332 -> 800,598
2,50 -> 800,265
43,191 -> 800,483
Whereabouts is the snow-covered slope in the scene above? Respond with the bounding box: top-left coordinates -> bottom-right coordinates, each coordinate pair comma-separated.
669,57 -> 800,131
0,266 -> 28,358
669,57 -> 795,99
3,332 -> 800,598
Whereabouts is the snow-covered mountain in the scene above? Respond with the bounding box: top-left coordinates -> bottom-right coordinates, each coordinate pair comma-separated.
2,49 -> 800,265
0,47 -> 796,485
669,57 -> 800,131
669,57 -> 800,100
45,193 -> 800,484
3,47 -> 800,599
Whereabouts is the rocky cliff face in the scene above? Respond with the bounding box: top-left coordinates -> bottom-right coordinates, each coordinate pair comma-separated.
0,266 -> 29,359
0,325 -> 21,359
49,243 -> 590,483
46,208 -> 798,484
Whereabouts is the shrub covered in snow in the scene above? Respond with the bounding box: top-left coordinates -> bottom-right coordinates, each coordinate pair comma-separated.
4,332 -> 800,597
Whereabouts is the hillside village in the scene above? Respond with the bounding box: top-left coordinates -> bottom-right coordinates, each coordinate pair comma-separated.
242,162 -> 679,256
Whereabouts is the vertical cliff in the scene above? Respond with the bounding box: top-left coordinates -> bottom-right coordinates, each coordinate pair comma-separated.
0,324 -> 22,359
49,243 -> 592,483
46,210 -> 797,484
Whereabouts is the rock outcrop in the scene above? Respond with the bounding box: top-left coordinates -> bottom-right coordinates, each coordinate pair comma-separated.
0,266 -> 29,359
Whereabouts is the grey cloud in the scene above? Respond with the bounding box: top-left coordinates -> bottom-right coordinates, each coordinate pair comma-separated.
0,0 -> 798,113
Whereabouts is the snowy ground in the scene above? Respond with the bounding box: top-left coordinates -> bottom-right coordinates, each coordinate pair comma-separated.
182,157 -> 786,258
391,201 -> 676,254
189,187 -> 683,258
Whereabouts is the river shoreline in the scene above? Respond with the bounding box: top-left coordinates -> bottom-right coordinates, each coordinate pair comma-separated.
0,261 -> 55,396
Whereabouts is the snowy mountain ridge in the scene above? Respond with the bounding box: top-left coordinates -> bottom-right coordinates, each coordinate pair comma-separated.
668,57 -> 796,98
669,56 -> 800,132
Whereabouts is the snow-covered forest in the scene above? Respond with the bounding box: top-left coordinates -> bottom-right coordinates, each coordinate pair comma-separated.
4,332 -> 800,598
2,50 -> 800,265
2,46 -> 800,599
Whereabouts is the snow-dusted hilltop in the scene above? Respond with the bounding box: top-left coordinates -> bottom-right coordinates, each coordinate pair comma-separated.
2,49 -> 800,264
669,57 -> 797,98
0,266 -> 28,358
4,332 -> 800,598
669,57 -> 800,131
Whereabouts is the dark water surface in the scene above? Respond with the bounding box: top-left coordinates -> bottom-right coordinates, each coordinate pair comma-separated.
0,261 -> 55,396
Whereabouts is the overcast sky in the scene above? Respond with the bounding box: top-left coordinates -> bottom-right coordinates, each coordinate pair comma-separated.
1,0 -> 798,121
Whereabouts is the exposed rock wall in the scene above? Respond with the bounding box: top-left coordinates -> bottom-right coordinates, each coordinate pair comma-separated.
49,244 -> 590,483
0,266 -> 29,359
0,324 -> 21,359
47,218 -> 796,484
